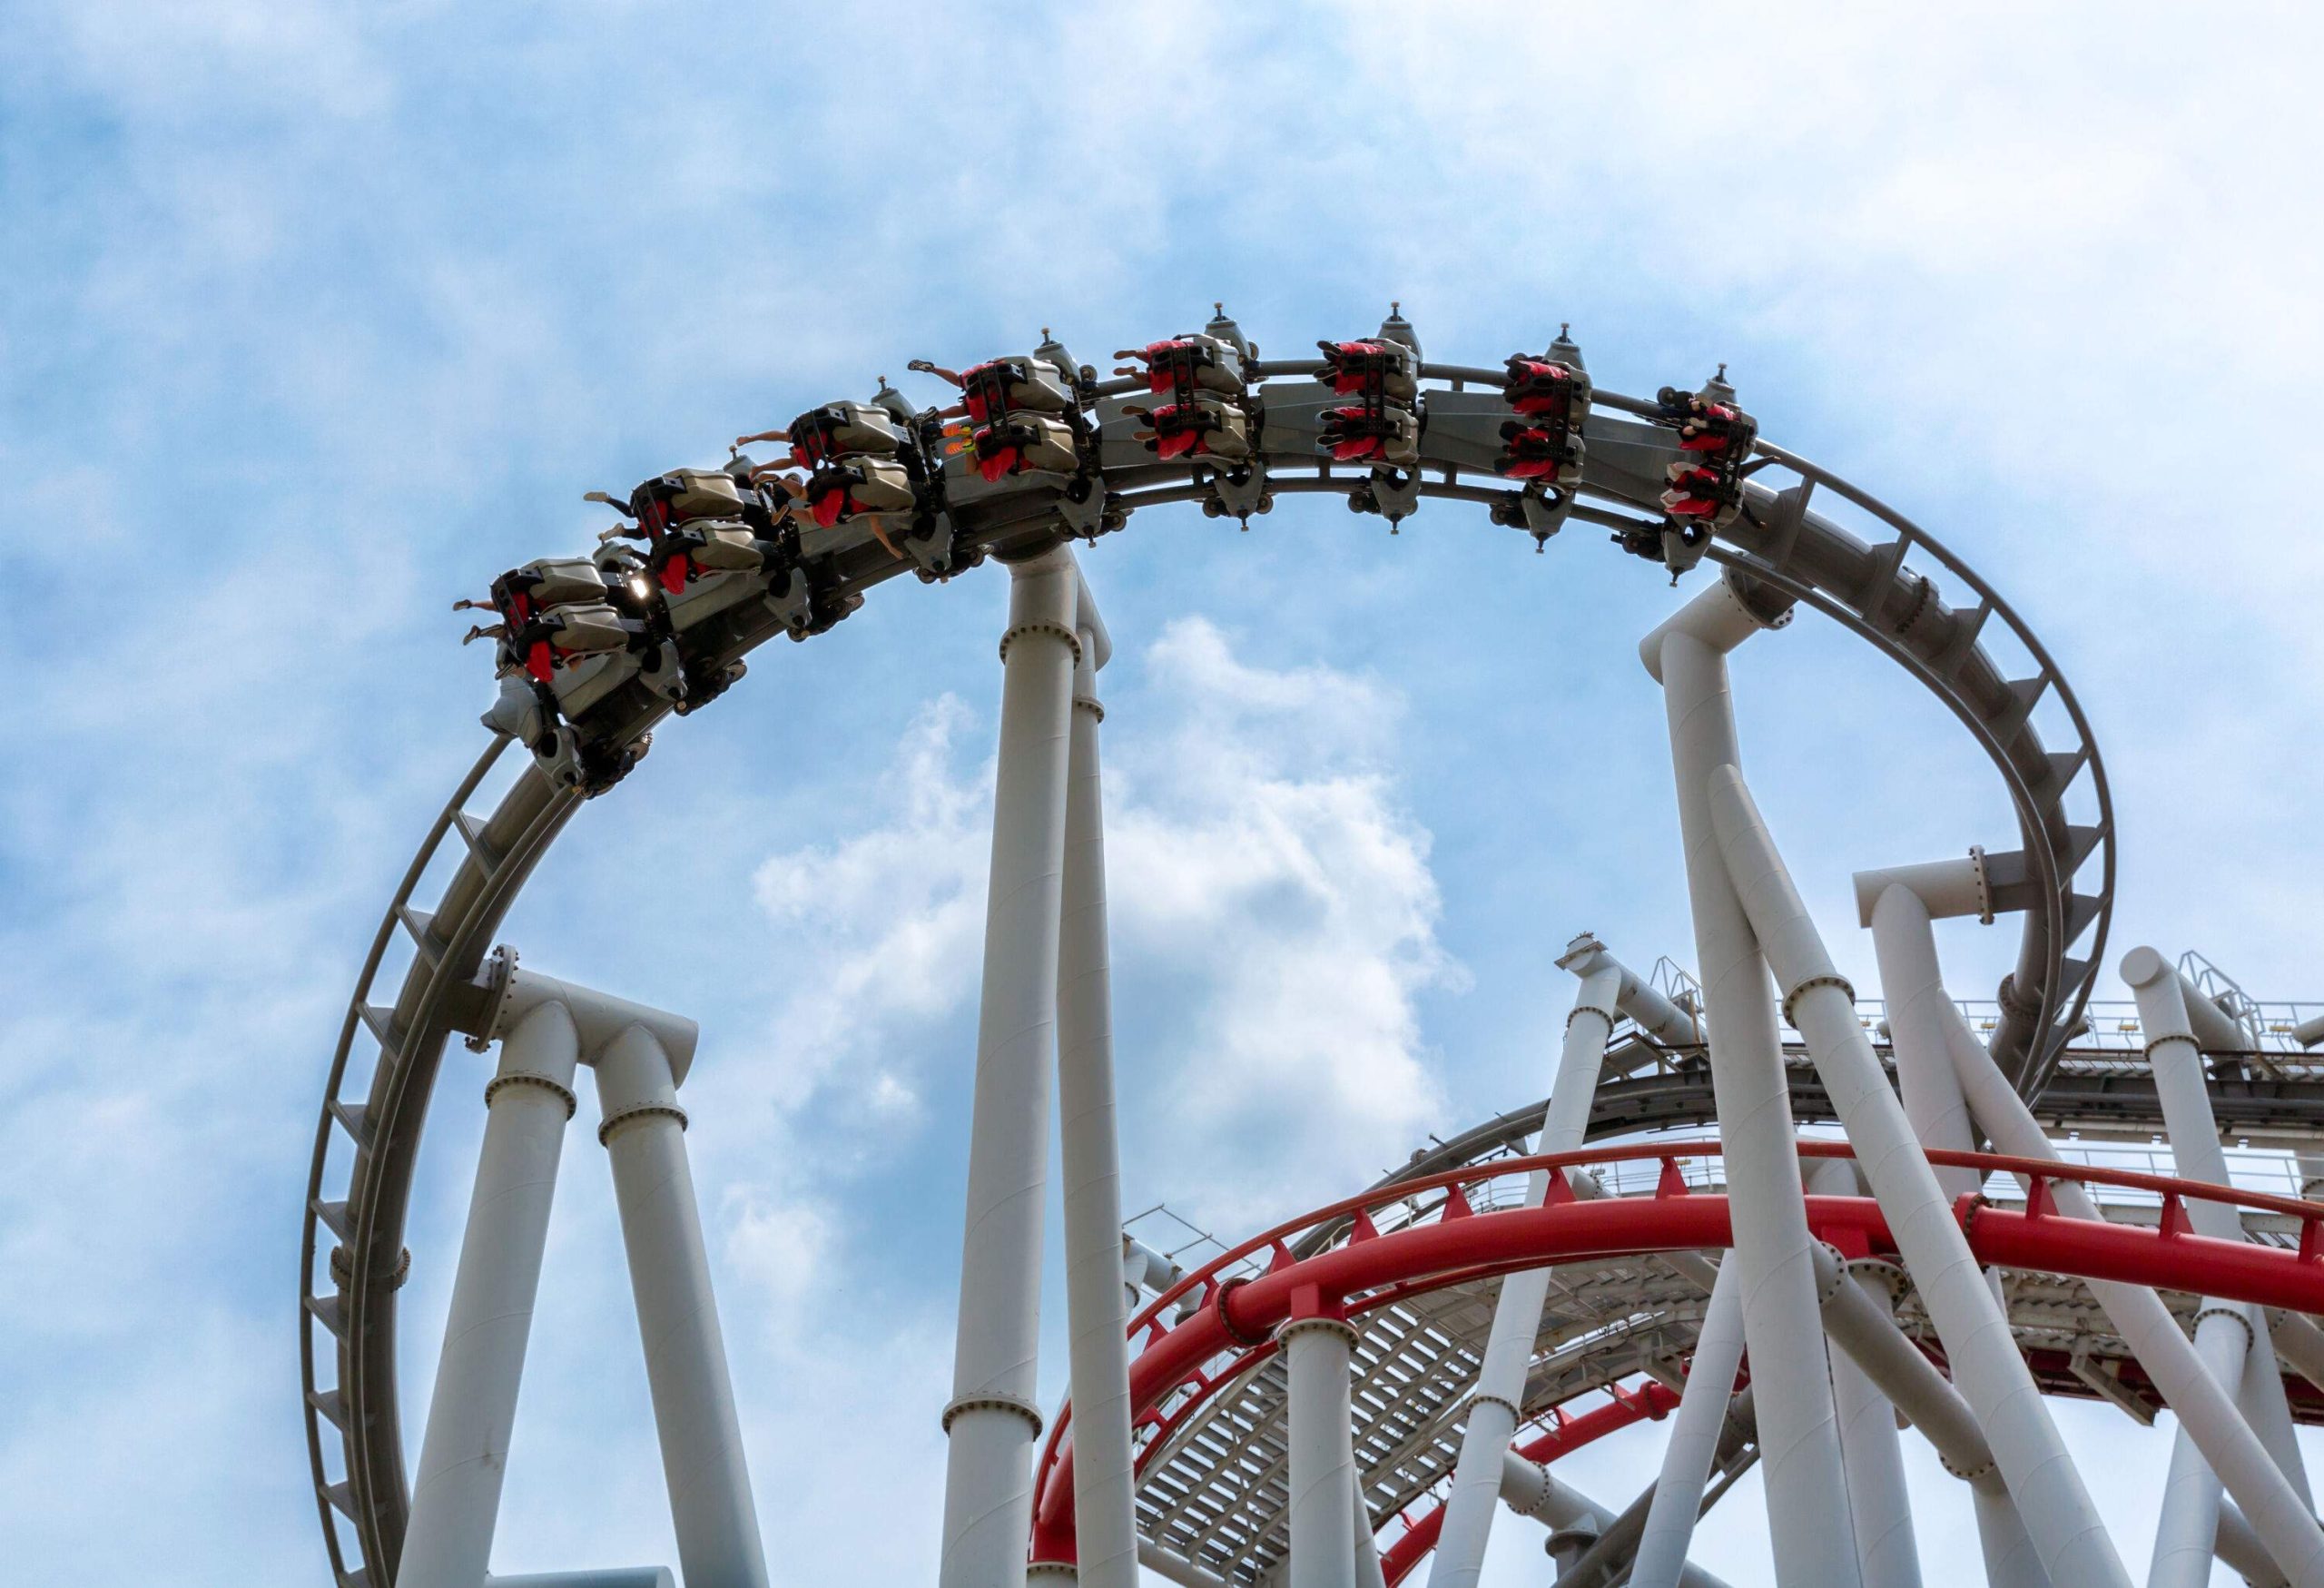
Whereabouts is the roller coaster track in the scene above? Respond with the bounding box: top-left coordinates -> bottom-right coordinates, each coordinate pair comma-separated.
299,334 -> 2115,1585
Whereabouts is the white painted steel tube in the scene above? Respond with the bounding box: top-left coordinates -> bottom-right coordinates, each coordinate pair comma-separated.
2122,946 -> 2303,1585
1972,1484 -> 2052,1588
1867,883 -> 1981,1200
2275,1310 -> 2324,1396
2242,1324 -> 2315,1503
1809,1165 -> 1920,1588
399,999 -> 581,1588
1866,877 -> 2048,1581
1807,1242 -> 1993,1485
1851,856 -> 1987,929
2297,1014 -> 2324,1050
1940,1003 -> 2324,1588
1283,1317 -> 1359,1588
1426,962 -> 1622,1588
1649,589 -> 1859,1588
1528,1461 -> 1734,1588
1706,764 -> 2126,1588
1354,1490 -> 1388,1588
596,1024 -> 768,1588
1135,1540 -> 1233,1588
940,548 -> 1081,1588
2223,1500 -> 2298,1588
1632,1258 -> 1747,1588
2150,1307 -> 2254,1588
486,1573 -> 676,1588
1052,624 -> 1137,1588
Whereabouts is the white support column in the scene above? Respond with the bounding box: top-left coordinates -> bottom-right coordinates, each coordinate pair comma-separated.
1282,1314 -> 1359,1588
1709,766 -> 2128,1587
1862,870 -> 2050,1580
399,998 -> 581,1588
1809,1162 -> 1921,1588
1354,1490 -> 1388,1588
940,548 -> 1082,1588
1632,1258 -> 1747,1588
2122,946 -> 2300,1588
595,1023 -> 768,1588
1865,882 -> 1981,1200
1426,948 -> 1623,1588
1051,574 -> 1138,1588
2243,1323 -> 2316,1506
1642,579 -> 1861,1588
1939,1002 -> 2324,1588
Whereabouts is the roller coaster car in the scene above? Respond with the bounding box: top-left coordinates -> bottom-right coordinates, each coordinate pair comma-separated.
462,559 -> 635,686
461,555 -> 684,755
959,411 -> 1081,482
1318,401 -> 1420,469
1494,352 -> 1591,488
1116,334 -> 1246,397
480,673 -> 645,796
786,400 -> 920,543
614,469 -> 767,595
1316,339 -> 1419,405
1649,380 -> 1758,535
956,354 -> 1078,422
1125,395 -> 1252,463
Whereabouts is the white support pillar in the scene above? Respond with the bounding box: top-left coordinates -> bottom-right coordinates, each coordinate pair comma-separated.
1632,1258 -> 1747,1588
1354,1490 -> 1388,1588
1862,869 -> 2050,1581
1939,1002 -> 2324,1588
1865,881 -> 1981,1200
1809,1162 -> 1921,1588
1051,574 -> 1138,1588
2122,946 -> 2304,1587
940,548 -> 1082,1588
399,998 -> 581,1588
1708,766 -> 2128,1588
595,1023 -> 768,1588
1426,947 -> 1623,1588
1282,1314 -> 1359,1588
1642,579 -> 1861,1588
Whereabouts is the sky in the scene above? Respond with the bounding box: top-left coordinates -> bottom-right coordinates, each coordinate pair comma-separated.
3,4 -> 2321,1585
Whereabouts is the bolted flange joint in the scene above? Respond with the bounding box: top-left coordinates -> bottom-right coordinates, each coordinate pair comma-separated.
484,1070 -> 577,1119
1781,972 -> 1856,1028
597,1100 -> 687,1146
940,1390 -> 1044,1437
2191,1304 -> 2256,1354
998,620 -> 1082,666
1275,1314 -> 1358,1348
1565,1003 -> 1619,1033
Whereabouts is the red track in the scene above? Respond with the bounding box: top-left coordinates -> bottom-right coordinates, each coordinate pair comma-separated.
1028,1137 -> 2324,1571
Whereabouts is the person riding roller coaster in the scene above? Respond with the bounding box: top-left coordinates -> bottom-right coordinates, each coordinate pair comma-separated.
1124,396 -> 1251,463
1651,379 -> 1758,527
1116,332 -> 1253,464
590,469 -> 775,597
457,562 -> 635,686
1611,370 -> 1769,578
1315,334 -> 1422,469
769,401 -> 918,547
911,353 -> 1086,485
1114,335 -> 1245,397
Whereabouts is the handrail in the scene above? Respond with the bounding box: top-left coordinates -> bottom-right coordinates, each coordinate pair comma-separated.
1029,1136 -> 2324,1561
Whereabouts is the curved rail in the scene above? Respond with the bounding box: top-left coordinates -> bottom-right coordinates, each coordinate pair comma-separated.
300,339 -> 2112,1584
1029,1138 -> 2324,1568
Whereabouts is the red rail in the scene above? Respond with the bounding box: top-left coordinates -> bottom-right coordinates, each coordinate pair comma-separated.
1028,1137 -> 2324,1570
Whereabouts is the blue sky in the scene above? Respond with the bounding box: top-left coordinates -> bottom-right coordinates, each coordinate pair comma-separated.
4,5 -> 2321,1584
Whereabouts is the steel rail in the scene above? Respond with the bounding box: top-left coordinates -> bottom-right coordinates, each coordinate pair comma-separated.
300,346 -> 2112,1584
1029,1139 -> 2324,1566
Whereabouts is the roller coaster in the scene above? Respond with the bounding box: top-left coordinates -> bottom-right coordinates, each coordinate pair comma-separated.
300,305 -> 2324,1588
